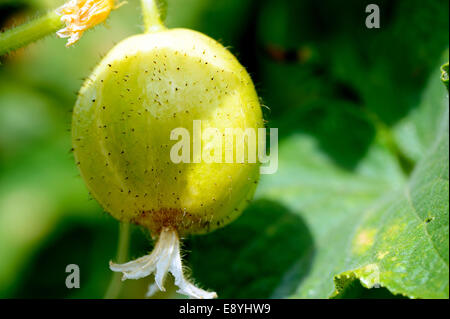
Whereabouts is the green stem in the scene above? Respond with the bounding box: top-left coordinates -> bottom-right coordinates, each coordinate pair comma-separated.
0,10 -> 63,56
140,0 -> 167,32
104,222 -> 130,299
441,62 -> 449,92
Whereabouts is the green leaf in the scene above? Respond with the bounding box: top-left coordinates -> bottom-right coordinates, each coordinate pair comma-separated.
261,71 -> 449,298
330,112 -> 449,299
188,62 -> 449,299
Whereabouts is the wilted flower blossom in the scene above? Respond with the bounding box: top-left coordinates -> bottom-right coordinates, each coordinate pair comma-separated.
56,0 -> 120,46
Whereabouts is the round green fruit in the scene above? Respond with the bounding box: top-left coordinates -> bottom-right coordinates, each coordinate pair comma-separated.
72,28 -> 264,237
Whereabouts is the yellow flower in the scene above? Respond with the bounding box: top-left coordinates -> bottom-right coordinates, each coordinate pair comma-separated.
56,0 -> 120,46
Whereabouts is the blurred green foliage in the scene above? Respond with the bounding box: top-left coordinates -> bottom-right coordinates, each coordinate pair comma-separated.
0,0 -> 448,298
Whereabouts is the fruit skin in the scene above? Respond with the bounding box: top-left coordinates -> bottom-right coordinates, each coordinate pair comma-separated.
72,28 -> 263,236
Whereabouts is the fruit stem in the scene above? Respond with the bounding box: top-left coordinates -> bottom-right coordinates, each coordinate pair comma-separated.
104,222 -> 130,299
0,10 -> 63,57
140,0 -> 167,33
